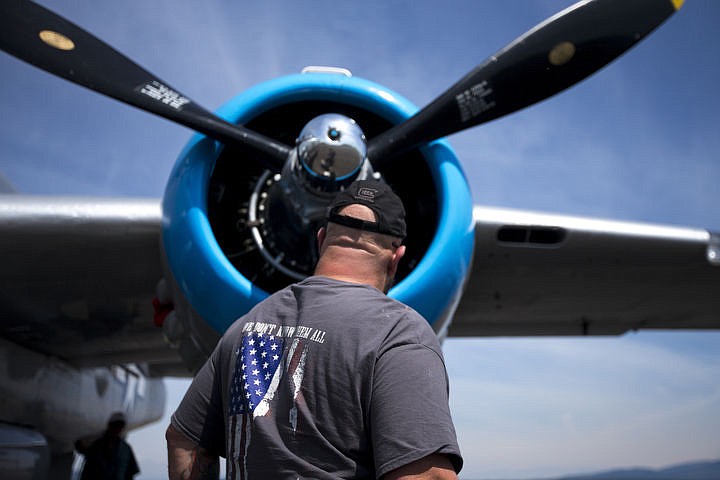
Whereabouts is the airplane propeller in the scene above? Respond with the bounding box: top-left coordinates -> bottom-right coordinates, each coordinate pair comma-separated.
1,0 -> 682,175
367,0 -> 683,167
0,0 -> 291,171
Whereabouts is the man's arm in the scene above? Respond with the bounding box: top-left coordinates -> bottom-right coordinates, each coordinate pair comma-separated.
166,424 -> 220,480
382,453 -> 458,480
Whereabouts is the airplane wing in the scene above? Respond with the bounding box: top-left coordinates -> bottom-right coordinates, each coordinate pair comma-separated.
0,194 -> 188,377
450,206 -> 720,336
4,194 -> 716,355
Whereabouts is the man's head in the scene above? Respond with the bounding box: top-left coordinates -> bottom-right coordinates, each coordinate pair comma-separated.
326,179 -> 406,240
316,180 -> 406,292
107,411 -> 126,436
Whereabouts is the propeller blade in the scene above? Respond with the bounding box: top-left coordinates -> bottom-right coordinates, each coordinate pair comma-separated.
0,0 -> 290,169
367,0 -> 683,167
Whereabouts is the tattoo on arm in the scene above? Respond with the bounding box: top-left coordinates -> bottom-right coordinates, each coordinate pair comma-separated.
186,448 -> 220,480
166,424 -> 220,480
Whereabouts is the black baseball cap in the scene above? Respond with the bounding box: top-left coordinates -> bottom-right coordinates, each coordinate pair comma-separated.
327,179 -> 406,239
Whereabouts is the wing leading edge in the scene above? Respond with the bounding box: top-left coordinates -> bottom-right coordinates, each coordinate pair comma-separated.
0,195 -> 187,376
451,206 -> 720,336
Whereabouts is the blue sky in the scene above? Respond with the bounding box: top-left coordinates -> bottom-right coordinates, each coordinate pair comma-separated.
2,1 -> 719,479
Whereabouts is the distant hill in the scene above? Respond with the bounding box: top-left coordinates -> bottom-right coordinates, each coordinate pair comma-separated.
553,459 -> 720,480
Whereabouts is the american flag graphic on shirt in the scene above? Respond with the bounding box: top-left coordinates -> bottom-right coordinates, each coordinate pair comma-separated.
227,330 -> 309,480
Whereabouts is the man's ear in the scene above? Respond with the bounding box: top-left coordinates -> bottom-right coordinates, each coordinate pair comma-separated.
388,244 -> 406,276
317,227 -> 327,250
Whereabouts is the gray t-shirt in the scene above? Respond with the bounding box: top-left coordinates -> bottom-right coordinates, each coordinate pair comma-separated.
172,276 -> 462,479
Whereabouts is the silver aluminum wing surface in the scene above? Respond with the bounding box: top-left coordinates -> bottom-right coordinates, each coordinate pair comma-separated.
0,195 -> 187,376
451,206 -> 720,336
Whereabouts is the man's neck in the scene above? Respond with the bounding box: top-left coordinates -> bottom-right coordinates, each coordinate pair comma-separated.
314,251 -> 386,292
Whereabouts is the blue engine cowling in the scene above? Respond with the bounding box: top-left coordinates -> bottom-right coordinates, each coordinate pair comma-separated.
161,71 -> 475,370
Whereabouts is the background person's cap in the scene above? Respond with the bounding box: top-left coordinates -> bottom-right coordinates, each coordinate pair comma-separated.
327,180 -> 406,239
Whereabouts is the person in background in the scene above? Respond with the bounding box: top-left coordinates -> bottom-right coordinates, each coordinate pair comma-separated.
76,411 -> 140,480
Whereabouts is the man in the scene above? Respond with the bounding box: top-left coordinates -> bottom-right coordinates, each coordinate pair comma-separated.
167,179 -> 462,479
77,411 -> 140,480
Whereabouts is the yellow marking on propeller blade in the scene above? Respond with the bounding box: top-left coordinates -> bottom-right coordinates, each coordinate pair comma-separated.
549,41 -> 576,66
39,30 -> 75,51
671,0 -> 684,11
